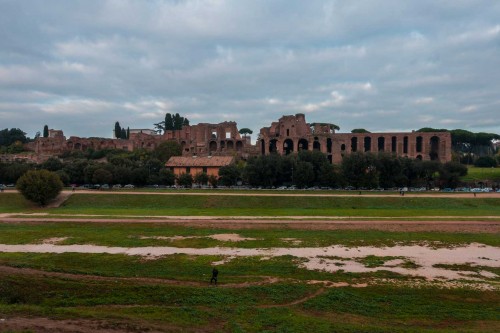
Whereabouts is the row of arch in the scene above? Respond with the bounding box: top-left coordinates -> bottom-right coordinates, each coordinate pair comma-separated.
260,135 -> 441,161
180,140 -> 244,153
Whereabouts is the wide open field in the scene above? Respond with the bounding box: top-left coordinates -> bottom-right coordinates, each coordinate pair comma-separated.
0,191 -> 499,332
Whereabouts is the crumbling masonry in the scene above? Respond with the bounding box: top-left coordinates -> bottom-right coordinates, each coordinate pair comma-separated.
27,114 -> 451,164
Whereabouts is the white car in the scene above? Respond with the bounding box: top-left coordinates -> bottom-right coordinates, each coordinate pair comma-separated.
124,184 -> 135,189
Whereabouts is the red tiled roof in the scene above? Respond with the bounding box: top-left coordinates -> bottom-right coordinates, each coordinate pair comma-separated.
165,156 -> 234,167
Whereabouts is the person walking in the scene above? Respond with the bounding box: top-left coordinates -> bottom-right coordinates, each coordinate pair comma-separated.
210,267 -> 219,286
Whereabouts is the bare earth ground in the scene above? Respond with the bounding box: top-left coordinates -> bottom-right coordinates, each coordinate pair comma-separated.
1,213 -> 499,233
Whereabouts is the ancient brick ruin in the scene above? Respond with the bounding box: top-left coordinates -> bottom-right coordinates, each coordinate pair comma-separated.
26,114 -> 452,164
258,114 -> 452,163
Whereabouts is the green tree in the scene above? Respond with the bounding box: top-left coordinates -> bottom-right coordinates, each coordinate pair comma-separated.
126,127 -> 130,139
41,157 -> 63,172
164,113 -> 174,131
16,170 -> 63,206
439,162 -> 467,189
351,128 -> 371,133
218,164 -> 240,186
341,152 -> 379,189
173,113 -> 182,130
208,174 -> 218,188
474,156 -> 497,168
239,128 -> 253,137
377,153 -> 404,188
43,125 -> 49,138
0,128 -> 28,146
153,141 -> 182,163
294,161 -> 315,188
92,168 -> 113,184
178,173 -> 193,187
114,122 -> 122,139
158,168 -> 175,186
56,170 -> 70,185
194,172 -> 209,185
154,121 -> 165,135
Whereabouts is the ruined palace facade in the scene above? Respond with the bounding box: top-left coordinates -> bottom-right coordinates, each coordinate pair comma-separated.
29,122 -> 257,159
258,114 -> 452,164
27,114 -> 452,164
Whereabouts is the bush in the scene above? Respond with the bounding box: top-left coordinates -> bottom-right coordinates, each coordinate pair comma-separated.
474,156 -> 498,168
16,169 -> 63,206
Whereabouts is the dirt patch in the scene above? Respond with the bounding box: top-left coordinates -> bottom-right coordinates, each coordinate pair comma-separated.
281,237 -> 303,245
139,233 -> 258,242
0,242 -> 497,284
209,233 -> 258,241
0,316 -> 164,333
41,237 -> 68,244
45,192 -> 73,208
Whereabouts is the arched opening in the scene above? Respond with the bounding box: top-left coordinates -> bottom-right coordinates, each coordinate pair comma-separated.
403,136 -> 408,154
391,136 -> 397,153
236,141 -> 243,151
269,139 -> 278,153
327,138 -> 332,153
351,137 -> 358,152
283,139 -> 294,155
298,138 -> 308,151
226,140 -> 234,150
260,140 -> 265,155
328,155 -> 332,163
209,141 -> 217,153
220,141 -> 226,150
416,155 -> 423,160
75,143 -> 81,150
430,136 -> 440,161
416,136 -> 423,153
341,144 -> 346,151
313,140 -> 321,151
364,137 -> 371,152
378,137 -> 385,151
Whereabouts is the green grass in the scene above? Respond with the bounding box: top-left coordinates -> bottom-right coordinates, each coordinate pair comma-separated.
0,193 -> 35,213
45,193 -> 500,217
461,166 -> 500,182
2,192 -> 500,217
0,222 -> 498,247
0,268 -> 498,332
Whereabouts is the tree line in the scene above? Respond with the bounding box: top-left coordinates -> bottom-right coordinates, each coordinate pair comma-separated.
216,151 -> 469,190
1,146 -> 474,190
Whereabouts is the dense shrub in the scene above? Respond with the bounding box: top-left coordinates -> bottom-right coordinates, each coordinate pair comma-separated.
16,169 -> 63,206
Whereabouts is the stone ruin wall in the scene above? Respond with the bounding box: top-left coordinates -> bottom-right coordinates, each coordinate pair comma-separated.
29,122 -> 257,159
26,114 -> 452,164
258,113 -> 452,164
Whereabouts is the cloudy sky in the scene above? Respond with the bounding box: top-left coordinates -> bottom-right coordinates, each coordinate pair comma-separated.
1,0 -> 499,140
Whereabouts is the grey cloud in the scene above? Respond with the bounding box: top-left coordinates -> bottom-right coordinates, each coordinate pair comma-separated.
0,0 -> 499,139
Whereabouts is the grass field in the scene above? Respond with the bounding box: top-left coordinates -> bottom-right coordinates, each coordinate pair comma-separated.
2,192 -> 500,217
0,192 -> 499,332
461,166 -> 500,182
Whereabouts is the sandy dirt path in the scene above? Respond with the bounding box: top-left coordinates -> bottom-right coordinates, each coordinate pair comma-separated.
3,188 -> 500,198
1,213 -> 499,232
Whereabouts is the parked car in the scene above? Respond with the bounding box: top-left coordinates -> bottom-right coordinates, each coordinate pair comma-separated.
101,184 -> 110,190
112,184 -> 122,189
124,184 -> 135,189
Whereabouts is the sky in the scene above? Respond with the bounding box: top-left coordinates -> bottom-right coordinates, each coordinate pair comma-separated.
1,0 -> 499,140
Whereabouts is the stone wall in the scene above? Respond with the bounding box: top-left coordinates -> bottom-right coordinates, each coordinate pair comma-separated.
258,114 -> 452,163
